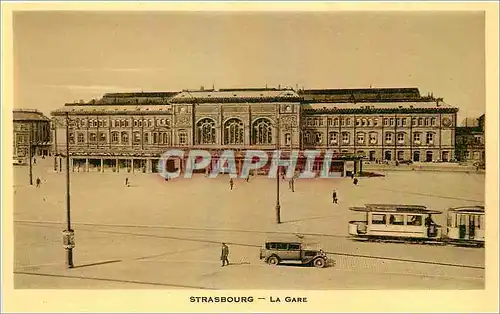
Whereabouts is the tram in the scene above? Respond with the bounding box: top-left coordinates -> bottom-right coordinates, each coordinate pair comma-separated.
446,206 -> 485,247
348,204 -> 485,247
348,204 -> 443,244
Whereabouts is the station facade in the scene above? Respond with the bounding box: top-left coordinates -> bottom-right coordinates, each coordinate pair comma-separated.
51,87 -> 457,175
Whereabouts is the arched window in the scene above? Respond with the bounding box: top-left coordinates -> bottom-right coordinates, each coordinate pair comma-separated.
356,132 -> 365,144
328,132 -> 338,145
196,118 -> 216,144
252,118 -> 273,145
111,131 -> 119,143
133,131 -> 141,144
303,131 -> 312,145
162,132 -> 169,144
224,118 -> 244,145
121,131 -> 129,144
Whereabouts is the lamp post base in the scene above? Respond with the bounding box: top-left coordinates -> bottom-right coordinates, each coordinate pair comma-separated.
275,203 -> 281,224
66,249 -> 74,268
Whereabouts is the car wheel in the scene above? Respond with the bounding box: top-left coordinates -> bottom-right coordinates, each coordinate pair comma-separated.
313,258 -> 326,268
267,256 -> 279,265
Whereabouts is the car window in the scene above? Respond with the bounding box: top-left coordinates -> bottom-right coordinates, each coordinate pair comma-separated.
266,243 -> 278,249
289,244 -> 300,250
276,243 -> 288,250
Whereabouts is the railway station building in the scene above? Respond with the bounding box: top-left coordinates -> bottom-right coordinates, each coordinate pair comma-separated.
50,87 -> 458,176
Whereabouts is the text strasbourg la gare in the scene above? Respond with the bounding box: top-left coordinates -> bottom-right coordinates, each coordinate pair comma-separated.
157,149 -> 346,179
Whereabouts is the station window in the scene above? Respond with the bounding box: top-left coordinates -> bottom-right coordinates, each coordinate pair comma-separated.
372,214 -> 386,224
389,214 -> 404,225
407,215 -> 422,226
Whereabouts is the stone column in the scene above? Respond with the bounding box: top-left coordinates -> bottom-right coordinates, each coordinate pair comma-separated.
116,158 -> 119,173
131,159 -> 134,173
343,161 -> 347,177
85,158 -> 89,172
100,158 -> 104,173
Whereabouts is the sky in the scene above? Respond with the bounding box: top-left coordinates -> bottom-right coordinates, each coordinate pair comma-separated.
13,11 -> 485,122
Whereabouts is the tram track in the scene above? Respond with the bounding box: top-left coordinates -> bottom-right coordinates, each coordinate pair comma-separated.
15,219 -> 485,270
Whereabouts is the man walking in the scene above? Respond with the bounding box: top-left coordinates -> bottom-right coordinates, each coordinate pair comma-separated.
289,177 -> 295,192
332,189 -> 338,204
221,243 -> 230,267
125,177 -> 129,187
36,177 -> 41,188
229,178 -> 234,190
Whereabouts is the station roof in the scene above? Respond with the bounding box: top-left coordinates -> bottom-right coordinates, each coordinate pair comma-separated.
299,87 -> 425,102
350,204 -> 442,214
51,104 -> 172,115
304,100 -> 458,114
170,89 -> 302,103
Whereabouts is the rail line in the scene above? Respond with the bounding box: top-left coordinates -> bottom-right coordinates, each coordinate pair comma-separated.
15,220 -> 485,270
14,271 -> 212,289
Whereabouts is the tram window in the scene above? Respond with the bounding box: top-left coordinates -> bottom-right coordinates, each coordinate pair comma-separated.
389,214 -> 405,225
372,214 -> 386,224
475,215 -> 481,229
407,215 -> 422,226
458,214 -> 466,226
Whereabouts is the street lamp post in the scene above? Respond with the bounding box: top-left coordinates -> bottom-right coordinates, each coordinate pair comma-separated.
275,111 -> 281,224
28,123 -> 33,185
63,112 -> 75,268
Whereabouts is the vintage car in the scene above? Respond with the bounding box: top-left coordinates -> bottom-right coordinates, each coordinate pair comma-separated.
259,237 -> 332,268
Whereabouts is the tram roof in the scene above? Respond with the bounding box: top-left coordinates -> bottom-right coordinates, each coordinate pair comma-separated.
350,204 -> 442,214
448,206 -> 485,214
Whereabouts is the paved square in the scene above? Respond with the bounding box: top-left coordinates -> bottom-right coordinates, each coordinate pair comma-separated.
14,159 -> 485,289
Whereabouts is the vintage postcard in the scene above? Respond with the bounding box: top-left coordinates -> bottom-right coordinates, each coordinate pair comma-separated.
2,2 -> 498,313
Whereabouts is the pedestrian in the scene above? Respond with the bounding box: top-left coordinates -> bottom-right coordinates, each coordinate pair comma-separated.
289,177 -> 295,192
221,243 -> 230,267
125,177 -> 129,187
33,156 -> 37,164
245,175 -> 249,182
350,172 -> 354,179
36,177 -> 41,188
332,189 -> 338,204
229,178 -> 234,190
353,178 -> 358,186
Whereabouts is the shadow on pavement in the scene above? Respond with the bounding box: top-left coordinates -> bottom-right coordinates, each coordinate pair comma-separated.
72,259 -> 122,269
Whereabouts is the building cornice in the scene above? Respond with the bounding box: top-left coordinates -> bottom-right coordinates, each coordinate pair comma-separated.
303,107 -> 459,114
